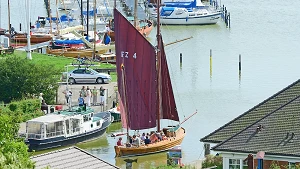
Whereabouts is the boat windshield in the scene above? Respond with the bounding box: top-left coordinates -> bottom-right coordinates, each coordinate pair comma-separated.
27,122 -> 43,139
46,121 -> 65,138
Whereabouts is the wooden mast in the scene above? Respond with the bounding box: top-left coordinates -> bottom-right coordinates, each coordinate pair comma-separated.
133,0 -> 138,27
156,0 -> 162,132
93,0 -> 96,59
56,0 -> 60,34
114,0 -> 130,143
87,0 -> 89,38
81,0 -> 84,27
8,0 -> 11,43
26,0 -> 32,59
48,0 -> 53,34
121,65 -> 130,143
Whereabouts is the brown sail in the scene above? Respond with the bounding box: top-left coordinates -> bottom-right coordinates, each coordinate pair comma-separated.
160,36 -> 180,121
115,9 -> 157,130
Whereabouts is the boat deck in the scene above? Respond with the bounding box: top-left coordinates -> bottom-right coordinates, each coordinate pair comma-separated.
115,127 -> 186,157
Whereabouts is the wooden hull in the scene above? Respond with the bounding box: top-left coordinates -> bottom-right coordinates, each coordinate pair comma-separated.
46,48 -> 106,58
11,34 -> 52,43
137,21 -> 153,37
108,20 -> 153,41
114,127 -> 185,157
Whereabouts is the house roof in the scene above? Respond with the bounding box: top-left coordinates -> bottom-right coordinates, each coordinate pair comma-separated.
201,79 -> 300,143
211,93 -> 300,158
31,146 -> 120,169
28,114 -> 66,123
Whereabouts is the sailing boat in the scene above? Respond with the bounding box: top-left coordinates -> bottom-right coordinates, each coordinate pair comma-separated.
113,2 -> 187,157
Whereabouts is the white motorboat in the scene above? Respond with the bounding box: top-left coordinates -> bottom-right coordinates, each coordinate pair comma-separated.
21,106 -> 112,151
155,6 -> 221,25
152,0 -> 221,25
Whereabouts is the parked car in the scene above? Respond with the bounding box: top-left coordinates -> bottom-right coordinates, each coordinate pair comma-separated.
62,68 -> 111,84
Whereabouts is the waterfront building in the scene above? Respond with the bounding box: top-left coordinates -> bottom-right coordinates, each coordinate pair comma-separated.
201,79 -> 300,169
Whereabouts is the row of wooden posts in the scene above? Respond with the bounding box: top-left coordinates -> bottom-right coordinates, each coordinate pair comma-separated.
179,50 -> 242,78
209,0 -> 231,28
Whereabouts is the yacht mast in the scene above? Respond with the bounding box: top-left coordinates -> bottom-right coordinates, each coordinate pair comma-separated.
93,0 -> 96,59
8,0 -> 11,43
87,0 -> 89,38
133,0 -> 138,27
156,0 -> 162,132
26,0 -> 32,59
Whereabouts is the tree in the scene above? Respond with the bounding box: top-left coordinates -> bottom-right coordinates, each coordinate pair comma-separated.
0,56 -> 61,104
0,114 -> 35,168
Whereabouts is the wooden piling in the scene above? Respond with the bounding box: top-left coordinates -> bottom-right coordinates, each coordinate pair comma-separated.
224,8 -> 227,26
228,12 -> 231,28
180,53 -> 182,67
210,49 -> 212,77
239,54 -> 241,79
20,23 -> 21,31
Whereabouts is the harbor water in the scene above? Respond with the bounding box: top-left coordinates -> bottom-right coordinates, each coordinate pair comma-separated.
1,0 -> 300,168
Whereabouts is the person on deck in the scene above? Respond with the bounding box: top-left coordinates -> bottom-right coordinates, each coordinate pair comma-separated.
117,137 -> 123,146
155,131 -> 162,141
144,136 -> 151,145
41,100 -> 48,114
103,33 -> 111,45
78,94 -> 84,107
132,135 -> 141,147
140,133 -> 146,142
150,132 -> 158,143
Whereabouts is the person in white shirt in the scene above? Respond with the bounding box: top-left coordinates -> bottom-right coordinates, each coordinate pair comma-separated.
86,87 -> 92,106
132,135 -> 141,147
38,93 -> 44,103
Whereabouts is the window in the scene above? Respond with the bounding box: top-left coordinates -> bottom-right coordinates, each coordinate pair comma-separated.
243,160 -> 248,169
73,69 -> 85,74
229,159 -> 240,169
289,162 -> 296,169
85,69 -> 92,74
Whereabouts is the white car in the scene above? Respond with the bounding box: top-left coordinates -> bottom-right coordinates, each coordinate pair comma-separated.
62,68 -> 111,84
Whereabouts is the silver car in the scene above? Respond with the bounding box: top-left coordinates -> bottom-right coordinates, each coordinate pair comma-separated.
63,68 -> 111,84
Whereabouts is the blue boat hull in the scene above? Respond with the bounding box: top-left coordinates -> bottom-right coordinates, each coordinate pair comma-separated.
26,115 -> 111,151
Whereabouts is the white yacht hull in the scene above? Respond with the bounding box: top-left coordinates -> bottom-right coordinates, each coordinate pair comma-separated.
156,12 -> 221,25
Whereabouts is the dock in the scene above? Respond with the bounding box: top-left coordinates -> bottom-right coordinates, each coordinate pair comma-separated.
16,41 -> 50,53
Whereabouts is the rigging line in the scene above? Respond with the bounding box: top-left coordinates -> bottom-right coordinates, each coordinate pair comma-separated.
198,146 -> 204,159
164,38 -> 198,122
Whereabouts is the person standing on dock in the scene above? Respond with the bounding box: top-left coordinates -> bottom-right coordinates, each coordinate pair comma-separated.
100,86 -> 106,106
86,87 -> 92,107
79,86 -> 86,102
92,86 -> 98,106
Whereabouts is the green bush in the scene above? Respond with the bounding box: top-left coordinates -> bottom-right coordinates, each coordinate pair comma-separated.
0,114 -> 35,168
202,154 -> 223,169
0,56 -> 61,104
1,99 -> 43,122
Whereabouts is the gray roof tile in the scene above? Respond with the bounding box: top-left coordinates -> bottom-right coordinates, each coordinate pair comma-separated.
212,94 -> 300,157
201,79 -> 300,143
31,146 -> 120,169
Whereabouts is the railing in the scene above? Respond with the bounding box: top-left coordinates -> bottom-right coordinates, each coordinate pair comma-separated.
27,133 -> 43,139
46,131 -> 64,138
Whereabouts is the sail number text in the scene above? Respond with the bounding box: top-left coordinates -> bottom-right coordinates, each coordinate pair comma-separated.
121,51 -> 137,59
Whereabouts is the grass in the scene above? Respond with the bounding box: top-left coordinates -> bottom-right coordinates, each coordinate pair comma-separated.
11,50 -> 117,81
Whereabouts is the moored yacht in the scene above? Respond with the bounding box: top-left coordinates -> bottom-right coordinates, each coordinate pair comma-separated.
21,106 -> 112,151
